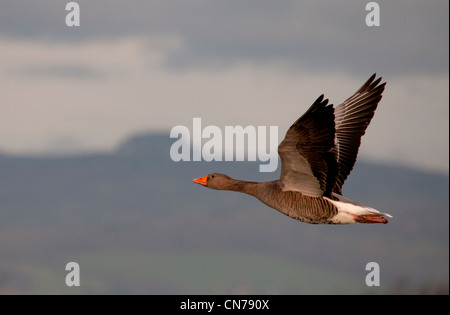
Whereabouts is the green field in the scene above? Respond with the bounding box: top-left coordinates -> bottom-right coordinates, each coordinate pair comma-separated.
12,250 -> 380,295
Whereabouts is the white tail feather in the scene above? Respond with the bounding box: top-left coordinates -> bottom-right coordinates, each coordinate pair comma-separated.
324,197 -> 392,224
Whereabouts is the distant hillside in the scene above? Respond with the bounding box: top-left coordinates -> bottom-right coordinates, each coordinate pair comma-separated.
0,133 -> 448,294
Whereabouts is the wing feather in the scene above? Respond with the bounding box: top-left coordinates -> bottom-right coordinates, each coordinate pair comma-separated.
333,74 -> 386,194
278,95 -> 338,197
277,74 -> 385,197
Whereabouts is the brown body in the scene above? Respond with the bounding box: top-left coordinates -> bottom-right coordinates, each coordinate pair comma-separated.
213,178 -> 338,224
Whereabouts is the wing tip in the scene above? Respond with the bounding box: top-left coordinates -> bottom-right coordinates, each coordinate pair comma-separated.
370,73 -> 385,86
356,73 -> 386,96
313,94 -> 331,108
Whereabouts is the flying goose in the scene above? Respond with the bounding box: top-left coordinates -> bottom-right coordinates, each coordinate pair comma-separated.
193,74 -> 392,224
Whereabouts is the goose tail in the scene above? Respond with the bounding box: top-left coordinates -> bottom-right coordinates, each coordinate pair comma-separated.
326,196 -> 392,224
354,210 -> 392,224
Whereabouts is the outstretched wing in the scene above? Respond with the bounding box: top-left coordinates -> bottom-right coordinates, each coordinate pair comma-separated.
333,74 -> 386,194
278,95 -> 338,197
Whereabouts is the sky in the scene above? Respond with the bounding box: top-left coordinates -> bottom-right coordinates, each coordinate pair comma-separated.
0,0 -> 448,174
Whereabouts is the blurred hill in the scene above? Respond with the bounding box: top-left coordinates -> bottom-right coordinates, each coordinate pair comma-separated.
0,133 -> 448,294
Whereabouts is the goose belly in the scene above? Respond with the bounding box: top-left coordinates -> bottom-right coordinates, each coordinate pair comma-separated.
257,190 -> 340,224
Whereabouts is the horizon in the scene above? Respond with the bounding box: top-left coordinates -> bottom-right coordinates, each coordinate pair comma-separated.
1,131 -> 448,178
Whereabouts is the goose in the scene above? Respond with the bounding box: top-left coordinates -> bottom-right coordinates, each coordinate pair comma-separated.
193,74 -> 392,224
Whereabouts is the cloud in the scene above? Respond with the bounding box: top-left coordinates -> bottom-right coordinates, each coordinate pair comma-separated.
0,1 -> 448,76
10,64 -> 106,79
0,1 -> 448,173
0,36 -> 447,173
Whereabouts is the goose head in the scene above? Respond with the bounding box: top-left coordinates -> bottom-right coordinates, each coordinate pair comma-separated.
193,173 -> 233,190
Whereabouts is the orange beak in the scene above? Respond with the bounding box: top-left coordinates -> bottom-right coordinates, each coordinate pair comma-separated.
193,176 -> 208,186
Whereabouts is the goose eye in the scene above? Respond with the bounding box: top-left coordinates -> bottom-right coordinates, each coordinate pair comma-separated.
211,175 -> 215,179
